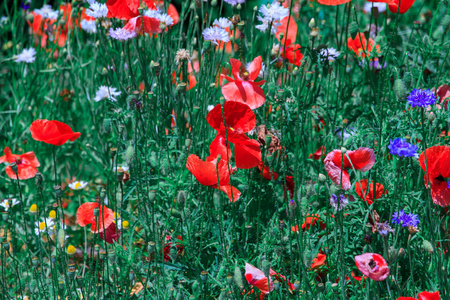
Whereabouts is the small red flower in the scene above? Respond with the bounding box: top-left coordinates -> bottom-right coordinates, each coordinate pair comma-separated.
207,101 -> 261,169
317,0 -> 351,5
30,119 -> 81,146
0,147 -> 40,180
419,146 -> 450,207
258,162 -> 279,180
347,34 -> 380,58
355,253 -> 389,281
309,251 -> 327,270
396,291 -> 440,300
355,179 -> 387,205
221,57 -> 266,110
324,147 -> 375,190
163,235 -> 183,262
76,202 -> 114,233
309,146 -> 325,160
282,43 -> 303,66
283,175 -> 295,200
291,214 -> 326,232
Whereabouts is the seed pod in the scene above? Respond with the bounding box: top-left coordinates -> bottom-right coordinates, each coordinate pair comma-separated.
170,208 -> 182,218
147,241 -> 156,254
54,186 -> 63,198
32,256 -> 39,267
393,79 -> 407,101
10,162 -> 18,173
200,271 -> 208,282
125,145 -> 134,164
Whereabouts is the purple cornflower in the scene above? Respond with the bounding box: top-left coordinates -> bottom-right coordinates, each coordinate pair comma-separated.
387,138 -> 418,157
20,2 -> 30,10
392,210 -> 420,227
447,179 -> 450,188
376,222 -> 394,236
406,88 -> 436,108
330,194 -> 348,211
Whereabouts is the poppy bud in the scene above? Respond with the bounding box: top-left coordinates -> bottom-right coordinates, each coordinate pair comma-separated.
403,72 -> 413,90
57,228 -> 65,248
441,15 -> 450,28
294,280 -> 301,291
94,208 -> 99,217
234,264 -> 244,288
149,152 -> 158,168
32,256 -> 39,267
422,240 -> 433,253
170,208 -> 182,219
393,79 -> 407,101
177,191 -> 186,207
236,4 -> 242,10
428,112 -> 435,122
308,18 -> 315,29
26,13 -> 34,22
10,162 -> 18,173
219,97 -> 225,106
340,147 -> 347,154
149,190 -> 157,202
292,67 -> 299,75
422,35 -> 430,45
99,250 -> 106,260
54,186 -> 63,198
211,0 -> 217,6
261,260 -> 270,278
348,22 -> 358,39
108,249 -> 116,263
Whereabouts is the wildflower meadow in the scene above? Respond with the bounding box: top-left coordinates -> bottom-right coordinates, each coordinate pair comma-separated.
1,0 -> 450,298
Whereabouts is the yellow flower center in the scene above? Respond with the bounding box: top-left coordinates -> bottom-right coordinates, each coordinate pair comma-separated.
67,245 -> 76,255
74,182 -> 81,189
49,210 -> 56,219
123,220 -> 129,229
30,204 -> 37,213
39,222 -> 46,230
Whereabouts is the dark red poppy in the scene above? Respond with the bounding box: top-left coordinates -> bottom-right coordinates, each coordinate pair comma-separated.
0,147 -> 40,180
30,119 -> 81,146
163,235 -> 183,262
99,222 -> 118,244
396,291 -> 440,300
291,214 -> 326,232
283,175 -> 295,200
419,146 -> 450,207
324,147 -> 375,190
435,84 -> 450,109
282,42 -> 303,66
355,253 -> 389,281
221,57 -> 266,110
347,34 -> 380,58
355,179 -> 387,205
76,202 -> 114,233
309,146 -> 325,160
107,0 -> 155,20
258,162 -> 279,180
207,101 -> 261,169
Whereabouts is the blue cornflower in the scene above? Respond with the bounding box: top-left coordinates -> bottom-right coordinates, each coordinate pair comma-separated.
387,138 -> 418,157
330,194 -> 348,211
447,179 -> 450,189
392,210 -> 420,227
406,88 -> 436,108
376,222 -> 394,236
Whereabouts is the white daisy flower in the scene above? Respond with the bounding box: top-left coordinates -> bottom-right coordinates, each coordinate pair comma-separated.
34,218 -> 55,236
202,26 -> 230,45
0,198 -> 20,212
34,4 -> 58,19
258,1 -> 289,23
15,48 -> 36,63
158,13 -> 174,26
94,86 -> 122,102
319,47 -> 340,62
68,181 -> 88,190
86,1 -> 108,19
117,166 -> 129,172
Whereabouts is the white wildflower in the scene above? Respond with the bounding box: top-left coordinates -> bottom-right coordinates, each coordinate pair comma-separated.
94,86 -> 122,102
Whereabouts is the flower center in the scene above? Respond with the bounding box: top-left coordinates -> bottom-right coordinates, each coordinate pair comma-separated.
368,259 -> 376,269
15,158 -> 22,165
75,182 -> 81,189
39,222 -> 46,230
242,71 -> 250,80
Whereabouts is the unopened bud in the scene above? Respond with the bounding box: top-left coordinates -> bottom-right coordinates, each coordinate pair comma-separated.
318,173 -> 326,182
423,240 -> 433,253
348,22 -> 358,39
393,79 -> 407,101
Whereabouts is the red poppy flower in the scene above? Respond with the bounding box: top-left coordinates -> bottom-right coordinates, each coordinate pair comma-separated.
276,16 -> 298,45
258,162 -> 279,180
207,101 -> 261,169
385,0 -> 416,13
221,57 -> 266,110
186,135 -> 240,202
284,175 -> 295,200
397,291 -> 440,300
309,146 -> 325,160
244,263 -> 295,299
122,15 -> 162,35
76,202 -> 114,233
347,34 -> 380,58
99,222 -> 118,244
0,147 -> 40,180
419,146 -> 450,207
324,147 -> 375,190
282,42 -> 303,66
309,252 -> 327,270
30,119 -> 81,146
355,179 -> 387,205
291,214 -> 326,232
355,253 -> 389,281
317,0 -> 350,5
106,0 -> 156,20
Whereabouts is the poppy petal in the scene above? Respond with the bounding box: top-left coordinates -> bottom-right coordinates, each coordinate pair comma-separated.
234,138 -> 261,169
219,185 -> 241,203
248,56 -> 263,81
317,0 -> 351,5
355,253 -> 389,281
186,155 -> 230,187
418,291 -> 440,300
